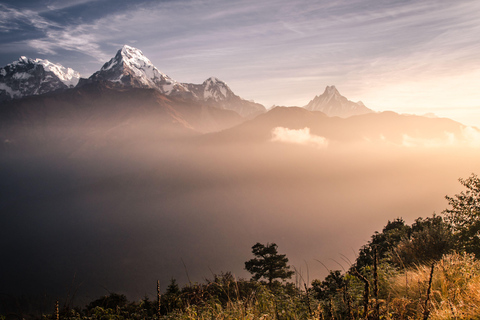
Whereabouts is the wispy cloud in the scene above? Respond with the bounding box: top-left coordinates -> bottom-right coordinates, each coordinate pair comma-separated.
0,3 -> 104,60
44,0 -> 102,11
26,24 -> 110,61
0,4 -> 60,32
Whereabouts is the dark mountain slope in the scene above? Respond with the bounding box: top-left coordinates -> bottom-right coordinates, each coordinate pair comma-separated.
0,82 -> 243,155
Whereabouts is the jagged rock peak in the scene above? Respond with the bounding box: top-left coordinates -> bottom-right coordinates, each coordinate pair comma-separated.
203,76 -> 223,84
304,85 -> 373,118
324,85 -> 340,96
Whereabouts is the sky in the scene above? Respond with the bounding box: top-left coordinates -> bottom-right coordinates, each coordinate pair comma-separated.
1,0 -> 480,126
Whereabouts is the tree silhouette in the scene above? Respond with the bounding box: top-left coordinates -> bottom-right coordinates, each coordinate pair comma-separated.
392,215 -> 454,267
443,173 -> 480,256
245,242 -> 294,284
352,218 -> 411,271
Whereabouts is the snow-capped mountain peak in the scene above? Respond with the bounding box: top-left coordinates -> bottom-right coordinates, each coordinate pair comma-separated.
118,45 -> 155,71
34,58 -> 80,87
102,45 -> 157,75
0,56 -> 81,102
203,77 -> 232,101
89,45 -> 188,95
8,56 -> 80,87
304,85 -> 373,118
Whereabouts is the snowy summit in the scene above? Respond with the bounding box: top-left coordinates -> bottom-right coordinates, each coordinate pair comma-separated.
86,45 -> 189,95
203,77 -> 232,101
0,57 -> 80,102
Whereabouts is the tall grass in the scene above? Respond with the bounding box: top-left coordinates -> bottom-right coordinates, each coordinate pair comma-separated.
386,253 -> 480,319
160,282 -> 318,320
18,253 -> 480,319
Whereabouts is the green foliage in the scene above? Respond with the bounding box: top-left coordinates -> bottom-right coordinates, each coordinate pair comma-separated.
392,215 -> 454,267
310,270 -> 354,319
161,278 -> 182,313
353,218 -> 411,271
138,296 -> 155,317
443,173 -> 480,256
354,215 -> 455,272
161,282 -> 311,320
245,242 -> 294,284
203,271 -> 250,305
86,293 -> 127,311
166,278 -> 180,295
36,252 -> 480,320
311,270 -> 346,301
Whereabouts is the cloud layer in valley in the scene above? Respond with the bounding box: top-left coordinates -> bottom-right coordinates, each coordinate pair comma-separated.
271,127 -> 328,148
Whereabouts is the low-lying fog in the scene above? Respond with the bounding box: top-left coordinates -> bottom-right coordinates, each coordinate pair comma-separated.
1,136 -> 479,307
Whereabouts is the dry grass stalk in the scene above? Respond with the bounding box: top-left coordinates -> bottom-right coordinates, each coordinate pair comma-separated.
157,280 -> 161,319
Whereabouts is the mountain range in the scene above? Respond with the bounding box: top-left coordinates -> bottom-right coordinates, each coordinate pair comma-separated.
0,45 -> 369,119
0,44 -> 477,154
0,45 -> 265,118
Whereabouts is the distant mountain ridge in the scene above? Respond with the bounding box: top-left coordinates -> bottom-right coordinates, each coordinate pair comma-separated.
204,106 -> 476,147
304,85 -> 373,117
183,77 -> 265,118
0,81 -> 245,155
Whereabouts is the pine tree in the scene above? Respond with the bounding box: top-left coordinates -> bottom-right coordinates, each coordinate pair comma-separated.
244,242 -> 294,284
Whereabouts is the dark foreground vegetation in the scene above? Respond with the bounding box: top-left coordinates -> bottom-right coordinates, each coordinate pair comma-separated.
3,173 -> 480,320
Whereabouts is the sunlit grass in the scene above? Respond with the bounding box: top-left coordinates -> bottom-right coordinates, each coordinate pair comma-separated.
385,253 -> 480,319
